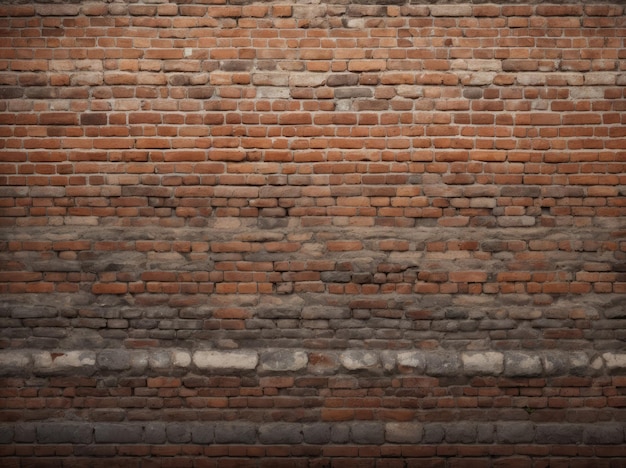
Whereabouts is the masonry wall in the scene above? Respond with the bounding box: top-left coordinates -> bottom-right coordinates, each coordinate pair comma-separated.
0,1 -> 625,466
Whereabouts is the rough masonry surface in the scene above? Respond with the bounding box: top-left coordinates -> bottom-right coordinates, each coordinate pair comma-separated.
0,0 -> 625,465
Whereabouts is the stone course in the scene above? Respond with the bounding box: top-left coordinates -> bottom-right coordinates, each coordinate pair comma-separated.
1,348 -> 624,377
2,422 -> 624,446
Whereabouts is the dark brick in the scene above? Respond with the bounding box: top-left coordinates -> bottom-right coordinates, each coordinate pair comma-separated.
326,73 -> 359,87
0,88 -> 23,99
80,113 -> 108,126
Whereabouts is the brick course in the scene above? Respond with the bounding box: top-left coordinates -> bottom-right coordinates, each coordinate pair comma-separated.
0,0 -> 625,464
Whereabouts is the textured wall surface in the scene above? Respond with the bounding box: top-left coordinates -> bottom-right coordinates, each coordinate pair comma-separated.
0,0 -> 625,465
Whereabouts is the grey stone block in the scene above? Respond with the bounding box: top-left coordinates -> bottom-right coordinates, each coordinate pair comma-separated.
94,423 -> 142,444
191,423 -> 215,444
339,350 -> 379,370
569,351 -> 591,376
496,421 -> 534,444
330,424 -> 350,444
351,422 -> 384,444
396,351 -> 426,373
97,349 -> 130,371
166,423 -> 191,443
504,352 -> 542,377
259,423 -> 302,444
583,424 -> 624,444
148,350 -> 171,369
426,352 -> 461,376
0,351 -> 30,375
535,424 -> 583,444
193,350 -> 258,370
542,352 -> 569,375
477,423 -> 495,443
14,423 -> 36,443
0,426 -> 13,444
423,424 -> 445,444
144,423 -> 166,444
260,349 -> 308,371
303,424 -> 331,444
462,352 -> 504,375
385,422 -> 423,444
214,422 -> 256,444
37,423 -> 93,444
445,422 -> 476,444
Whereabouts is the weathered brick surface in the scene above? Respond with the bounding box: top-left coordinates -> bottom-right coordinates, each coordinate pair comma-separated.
0,0 -> 625,464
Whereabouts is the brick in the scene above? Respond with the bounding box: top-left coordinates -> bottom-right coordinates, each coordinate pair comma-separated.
36,4 -> 79,16
430,5 -> 472,17
1,4 -> 625,463
327,240 -> 362,251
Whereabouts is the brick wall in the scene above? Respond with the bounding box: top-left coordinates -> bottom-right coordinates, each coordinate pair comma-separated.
0,0 -> 625,465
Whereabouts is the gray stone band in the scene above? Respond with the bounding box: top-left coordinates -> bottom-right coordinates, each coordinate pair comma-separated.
1,348 -> 624,377
1,421 -> 624,446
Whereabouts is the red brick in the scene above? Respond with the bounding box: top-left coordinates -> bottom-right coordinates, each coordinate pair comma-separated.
92,283 -> 128,294
327,240 -> 363,251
